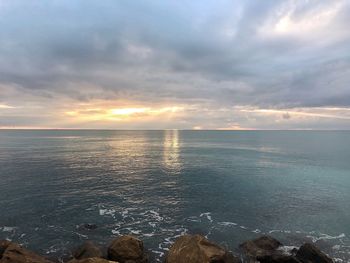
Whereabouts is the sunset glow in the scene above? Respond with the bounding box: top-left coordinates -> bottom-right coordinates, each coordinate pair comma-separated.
0,1 -> 349,130
110,108 -> 149,116
60,104 -> 186,127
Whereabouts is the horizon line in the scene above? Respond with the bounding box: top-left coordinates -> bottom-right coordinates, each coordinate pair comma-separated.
0,128 -> 349,131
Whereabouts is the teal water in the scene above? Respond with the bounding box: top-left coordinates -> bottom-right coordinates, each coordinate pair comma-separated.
0,130 -> 349,262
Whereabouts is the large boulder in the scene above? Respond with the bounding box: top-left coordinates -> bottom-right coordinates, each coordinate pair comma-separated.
239,235 -> 282,260
0,242 -> 53,263
107,235 -> 148,263
165,234 -> 240,263
296,243 -> 333,263
67,257 -> 118,263
73,241 -> 103,259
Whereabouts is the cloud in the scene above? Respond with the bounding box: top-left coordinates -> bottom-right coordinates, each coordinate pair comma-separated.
282,112 -> 291,120
0,0 -> 350,129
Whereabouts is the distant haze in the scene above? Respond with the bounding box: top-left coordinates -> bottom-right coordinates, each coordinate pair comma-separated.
0,1 -> 350,129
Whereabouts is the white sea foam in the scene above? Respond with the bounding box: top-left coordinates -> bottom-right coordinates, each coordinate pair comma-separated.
218,222 -> 237,226
121,209 -> 129,217
200,212 -> 213,223
187,218 -> 201,222
152,250 -> 165,262
148,210 -> 164,221
74,232 -> 88,238
205,226 -> 214,239
269,229 -> 280,233
44,241 -> 70,256
333,245 -> 341,250
277,245 -> 298,255
45,247 -> 60,254
99,208 -> 116,218
1,226 -> 16,232
130,229 -> 141,235
143,233 -> 155,237
307,233 -> 346,243
321,233 -> 345,240
111,229 -> 119,235
152,250 -> 165,257
268,229 -> 292,234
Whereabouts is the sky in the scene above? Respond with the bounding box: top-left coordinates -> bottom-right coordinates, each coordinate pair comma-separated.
0,0 -> 350,130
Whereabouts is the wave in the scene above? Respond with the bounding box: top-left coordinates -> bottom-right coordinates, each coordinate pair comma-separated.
1,208 -> 348,262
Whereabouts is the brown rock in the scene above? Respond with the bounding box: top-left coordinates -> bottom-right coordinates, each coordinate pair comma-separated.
67,257 -> 118,263
239,235 -> 282,259
73,241 -> 103,259
0,242 -> 53,263
296,243 -> 333,263
165,234 -> 240,263
0,240 -> 11,259
107,235 -> 148,263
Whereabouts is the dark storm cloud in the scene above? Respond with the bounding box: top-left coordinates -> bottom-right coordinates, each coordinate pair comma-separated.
0,0 -> 350,128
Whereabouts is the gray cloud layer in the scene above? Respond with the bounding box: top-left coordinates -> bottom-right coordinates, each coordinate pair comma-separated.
0,0 -> 350,128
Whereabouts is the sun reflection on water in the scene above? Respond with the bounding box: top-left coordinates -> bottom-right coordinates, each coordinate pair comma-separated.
163,130 -> 182,173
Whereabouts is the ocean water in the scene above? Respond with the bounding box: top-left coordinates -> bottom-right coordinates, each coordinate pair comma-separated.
0,130 -> 349,262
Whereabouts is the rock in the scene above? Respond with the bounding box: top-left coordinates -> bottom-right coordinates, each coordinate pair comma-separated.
0,240 -> 11,259
80,224 -> 98,230
257,254 -> 302,263
165,234 -> 240,263
296,243 -> 333,263
73,241 -> 103,259
84,224 -> 98,230
67,257 -> 118,263
239,235 -> 282,259
290,248 -> 298,256
77,224 -> 98,232
0,242 -> 53,263
107,235 -> 148,263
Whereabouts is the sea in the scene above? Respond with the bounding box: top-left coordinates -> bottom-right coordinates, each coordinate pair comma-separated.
0,130 -> 349,262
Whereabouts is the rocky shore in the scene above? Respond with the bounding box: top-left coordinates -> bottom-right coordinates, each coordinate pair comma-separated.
0,234 -> 334,263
